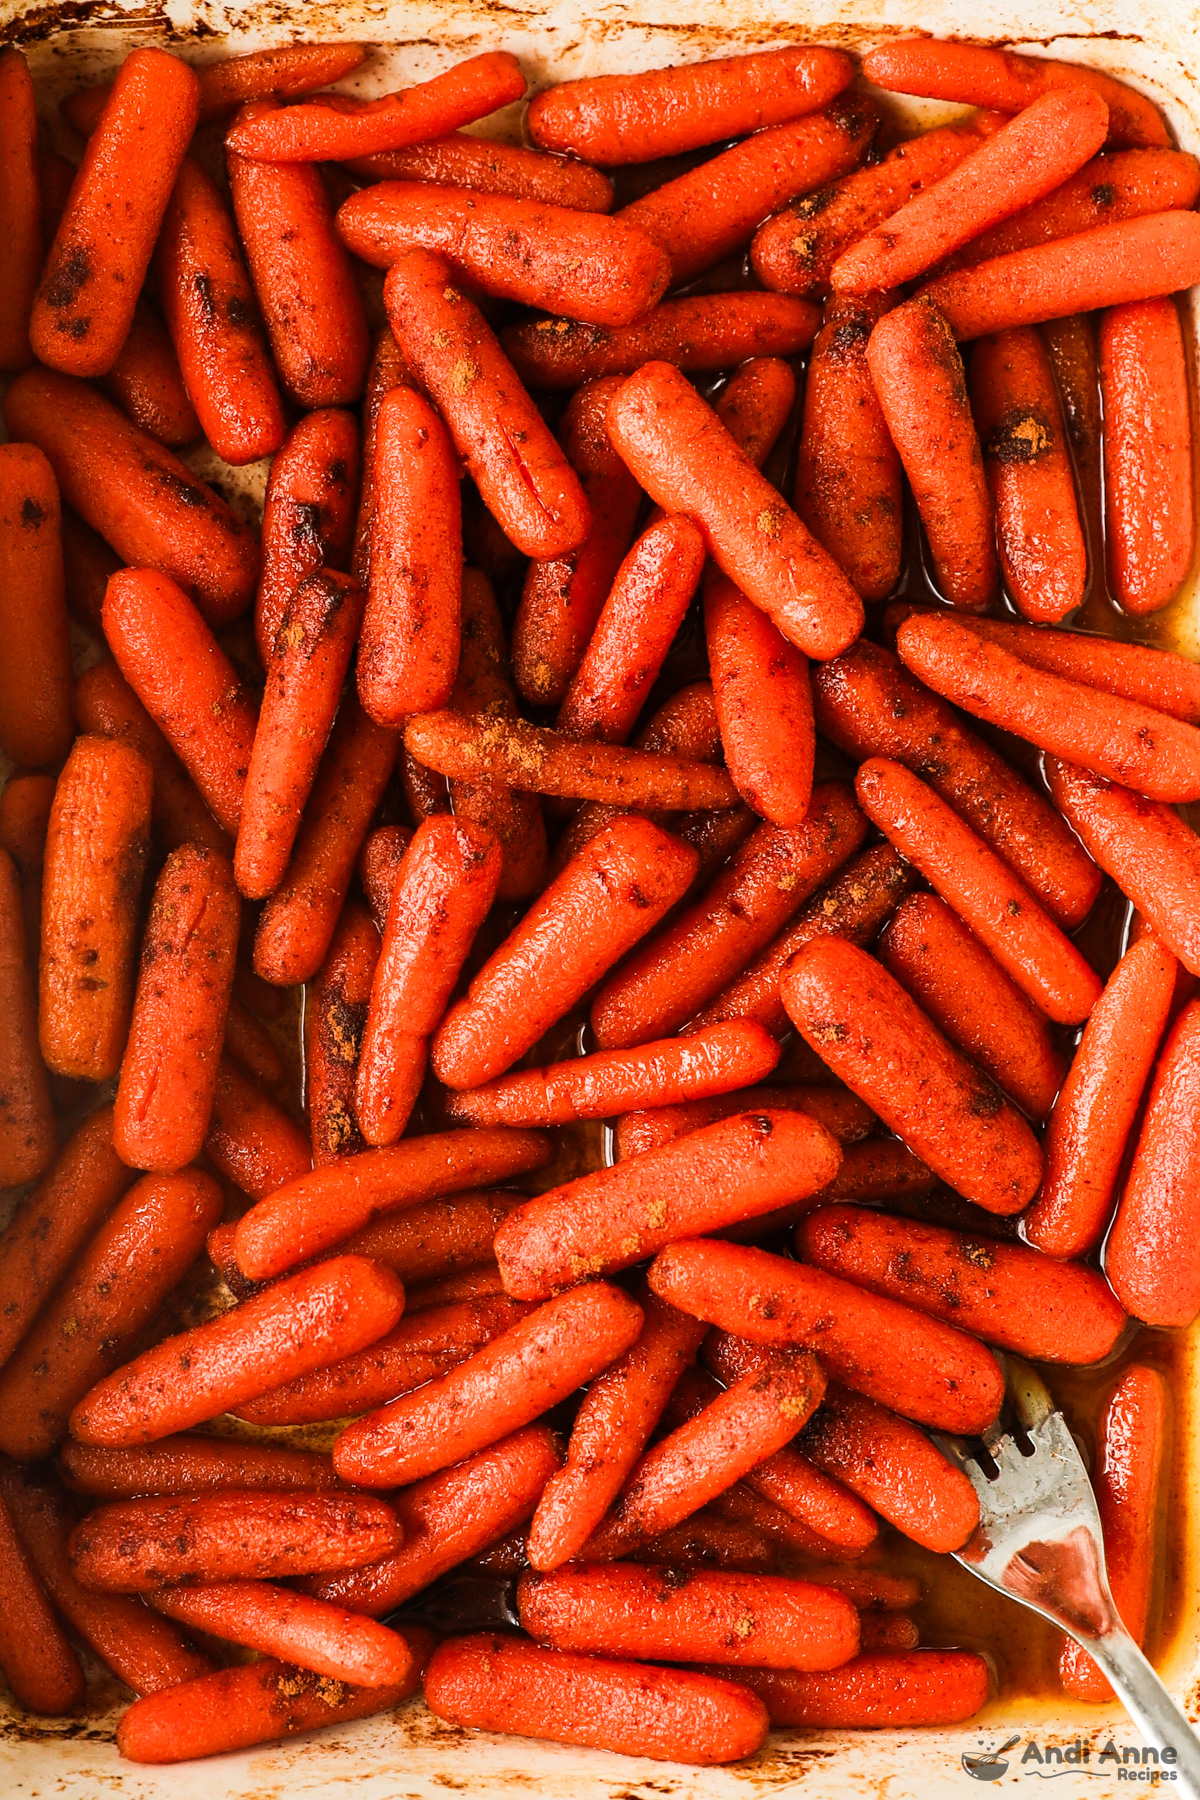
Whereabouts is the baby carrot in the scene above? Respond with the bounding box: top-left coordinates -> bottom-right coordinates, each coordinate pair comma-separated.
39,734 -> 152,1080
151,1581 -> 412,1688
856,756 -> 1102,1024
0,1170 -> 222,1461
205,1057 -> 311,1202
714,354 -> 798,467
704,571 -> 814,828
351,328 -> 413,588
32,49 -> 199,377
879,892 -> 1067,1120
114,847 -> 240,1173
0,849 -> 54,1188
347,133 -> 613,209
1101,297 -> 1194,615
227,108 -> 369,407
866,298 -> 997,609
69,1255 -> 405,1447
60,508 -> 121,633
60,1435 -> 342,1499
101,299 -> 200,446
62,43 -> 369,137
616,1085 -> 874,1160
503,293 -> 820,389
306,903 -> 379,1167
0,1489 -> 84,1713
357,825 -> 409,932
0,47 -> 39,369
494,1109 -> 842,1302
337,1190 -> 514,1288
256,408 -> 360,663
608,360 -> 864,659
224,997 -> 283,1089
783,935 -> 1044,1213
0,772 -> 54,952
356,817 -> 502,1146
252,701 -> 398,986
0,444 -> 73,769
730,1649 -> 990,1728
431,816 -> 699,1089
385,249 -> 589,559
156,156 -> 285,466
334,1282 -> 643,1487
4,370 -> 260,624
591,787 -> 868,1048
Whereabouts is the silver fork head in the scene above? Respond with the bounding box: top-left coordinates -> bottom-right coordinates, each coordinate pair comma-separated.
934,1356 -> 1122,1643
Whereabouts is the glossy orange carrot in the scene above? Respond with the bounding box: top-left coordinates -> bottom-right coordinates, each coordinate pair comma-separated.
256,408 -> 360,663
628,1505 -> 776,1572
714,353 -> 798,465
101,300 -> 200,446
335,1190 -> 514,1287
228,108 -> 369,407
813,639 -> 1100,928
616,1085 -> 874,1160
0,1170 -> 222,1461
385,249 -> 589,559
866,298 -> 997,609
356,817 -> 502,1146
0,771 -> 54,952
334,1282 -> 643,1487
62,43 -> 369,137
0,848 -> 54,1187
252,701 -> 398,986
1060,1365 -> 1166,1700
704,571 -> 814,828
156,155 -> 285,466
0,47 -> 40,369
233,1129 -> 551,1282
1101,296 -> 1194,615
205,1057 -> 310,1202
0,445 -> 72,769
608,360 -> 863,659
351,328 -> 413,588
591,787 -> 868,1048
346,133 -> 613,209
729,1649 -> 990,1727
60,507 -> 121,633
431,816 -> 699,1089
856,757 -> 1102,1024
879,892 -> 1066,1120
223,996 -> 283,1089
39,735 -> 152,1080
60,1435 -> 342,1499
113,847 -> 239,1172
357,824 -> 410,931
782,935 -> 1044,1213
503,293 -> 820,389
149,1580 -> 412,1688
69,1255 -> 404,1447
31,49 -> 199,376
3,369 -> 261,623
0,1489 -> 84,1712
306,903 -> 378,1167
495,1109 -> 842,1302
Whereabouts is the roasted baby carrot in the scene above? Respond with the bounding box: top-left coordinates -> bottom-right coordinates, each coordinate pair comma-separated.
704,571 -> 815,828
351,328 -> 413,588
227,109 -> 369,407
4,370 -> 261,623
336,1190 -> 514,1288
494,1109 -> 842,1302
39,734 -> 152,1080
729,1649 -> 990,1727
347,133 -> 613,210
616,1084 -> 875,1160
1101,297 -> 1194,615
60,507 -> 121,633
0,849 -> 54,1188
0,1170 -> 222,1461
0,1489 -> 84,1713
101,299 -> 200,446
0,444 -> 73,769
714,354 -> 798,468
385,249 -> 589,559
32,49 -> 199,376
205,1056 -> 311,1202
0,47 -> 40,369
356,817 -> 502,1146
0,771 -> 54,951
782,935 -> 1044,1213
224,996 -> 284,1089
306,903 -> 379,1166
63,42 -> 369,137
357,825 -> 410,932
150,1581 -> 412,1687
256,407 -> 360,663
37,148 -> 74,255
60,1435 -> 341,1499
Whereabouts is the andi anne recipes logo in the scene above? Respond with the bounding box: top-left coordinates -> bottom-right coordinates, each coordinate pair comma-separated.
963,1733 -> 1184,1781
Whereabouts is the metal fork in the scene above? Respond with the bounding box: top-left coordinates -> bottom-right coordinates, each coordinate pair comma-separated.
935,1357 -> 1200,1798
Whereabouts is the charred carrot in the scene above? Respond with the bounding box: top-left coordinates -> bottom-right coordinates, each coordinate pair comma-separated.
782,935 -> 1044,1212
60,1434 -> 342,1499
616,1085 -> 875,1160
0,48 -> 39,370
730,1649 -> 990,1727
1101,296 -> 1194,615
0,772 -> 54,953
357,825 -> 410,932
0,444 -> 72,770
0,848 -> 54,1188
63,43 -> 369,138
101,300 -> 200,446
205,1057 -> 311,1202
347,132 -> 613,209
0,1170 -> 222,1461
306,903 -> 379,1166
704,571 -> 815,828
256,407 -> 360,663
0,1489 -> 84,1712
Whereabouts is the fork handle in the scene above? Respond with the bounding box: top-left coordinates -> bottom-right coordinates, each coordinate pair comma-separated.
1080,1624 -> 1200,1799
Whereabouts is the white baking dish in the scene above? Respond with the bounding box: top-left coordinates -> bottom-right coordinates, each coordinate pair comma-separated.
2,1 -> 1200,1794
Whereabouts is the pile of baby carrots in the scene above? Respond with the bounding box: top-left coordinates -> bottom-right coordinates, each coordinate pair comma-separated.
0,22 -> 1197,1770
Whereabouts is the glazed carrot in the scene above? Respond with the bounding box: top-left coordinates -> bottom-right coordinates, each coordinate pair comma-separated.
205,1057 -> 310,1202
150,1581 -> 411,1688
782,936 -> 1044,1212
357,825 -> 410,932
730,1650 -> 990,1727
1027,939 -> 1175,1259
862,40 -> 1168,150
556,515 -> 706,745
385,250 -> 589,559
619,95 -> 876,287
0,772 -> 54,952
0,848 -> 54,1187
0,1170 -> 222,1461
101,300 -> 200,446
1060,1365 -> 1166,1700
608,360 -> 863,659
856,1616 -> 921,1652
704,571 -> 814,828
233,1129 -> 551,1282
751,118 -> 996,297
0,444 -> 71,770
252,701 -> 399,986
31,49 -> 199,376
714,354 -> 798,466
336,1191 -> 516,1288
61,1434 -> 342,1499
114,847 -> 240,1172
116,1645 -> 429,1764
503,293 -> 821,390
753,1140 -> 938,1227
495,1109 -> 842,1302
69,1255 -> 404,1447
63,43 -> 369,137
591,787 -> 868,1048
0,47 -> 40,369
528,45 -> 853,164
306,904 -> 379,1166
856,757 -> 1102,1024
60,507 -> 121,633
37,149 -> 75,244
866,298 -> 997,609
0,1490 -> 84,1713
334,1282 -> 643,1488
812,639 -> 1100,928
156,156 -> 284,465
879,893 -> 1066,1120
223,997 -> 283,1089
406,1266 -> 512,1311
356,817 -> 502,1147
834,89 -> 1109,294
227,108 -> 369,407
616,1085 -> 875,1160
39,735 -> 152,1080
899,611 -> 1200,802
359,385 -> 461,725
641,1506 -> 777,1571
256,408 -> 360,663
347,133 -> 612,209
513,376 -> 641,705
351,328 -> 413,589
4,370 -> 259,623
690,842 -> 912,1037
